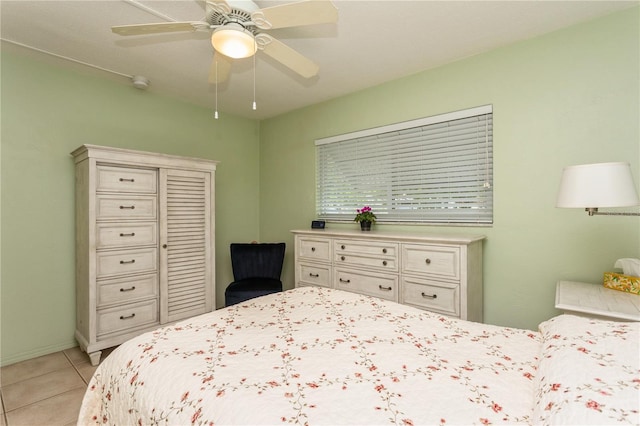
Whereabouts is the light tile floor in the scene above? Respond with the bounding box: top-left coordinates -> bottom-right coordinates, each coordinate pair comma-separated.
1,347 -> 113,426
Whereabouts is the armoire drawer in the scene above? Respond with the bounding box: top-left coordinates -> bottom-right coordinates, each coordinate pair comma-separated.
96,195 -> 157,220
97,299 -> 159,337
297,262 -> 331,288
334,267 -> 398,302
401,277 -> 459,317
96,247 -> 157,278
297,237 -> 331,262
96,222 -> 157,249
402,244 -> 460,280
96,165 -> 157,194
97,273 -> 158,307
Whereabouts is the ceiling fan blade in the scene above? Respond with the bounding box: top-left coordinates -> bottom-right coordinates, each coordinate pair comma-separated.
260,35 -> 319,78
209,54 -> 232,84
251,0 -> 338,30
112,22 -> 200,36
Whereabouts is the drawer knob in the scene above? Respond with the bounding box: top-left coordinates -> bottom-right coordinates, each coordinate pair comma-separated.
382,248 -> 387,254
382,260 -> 388,266
119,178 -> 135,183
120,286 -> 136,292
120,259 -> 136,264
311,247 -> 316,252
341,256 -> 345,261
119,313 -> 136,320
421,292 -> 437,299
339,278 -> 351,283
119,232 -> 136,237
341,245 -> 346,250
309,273 -> 319,278
425,258 -> 431,265
119,205 -> 136,210
379,285 -> 392,291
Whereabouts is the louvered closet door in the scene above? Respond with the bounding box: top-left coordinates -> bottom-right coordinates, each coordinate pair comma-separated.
159,169 -> 213,323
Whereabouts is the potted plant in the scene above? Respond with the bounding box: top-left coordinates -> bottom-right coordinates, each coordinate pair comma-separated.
354,206 -> 376,231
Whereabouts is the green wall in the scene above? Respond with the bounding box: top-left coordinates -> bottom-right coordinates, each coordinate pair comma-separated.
1,48 -> 261,365
259,8 -> 640,330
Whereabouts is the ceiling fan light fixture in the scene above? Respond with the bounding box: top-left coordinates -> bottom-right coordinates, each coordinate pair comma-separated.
211,23 -> 256,59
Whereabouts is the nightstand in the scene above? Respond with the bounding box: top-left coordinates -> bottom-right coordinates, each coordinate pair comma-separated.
555,280 -> 640,321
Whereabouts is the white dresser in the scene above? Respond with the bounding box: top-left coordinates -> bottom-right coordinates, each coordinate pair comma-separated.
72,145 -> 218,365
292,229 -> 485,322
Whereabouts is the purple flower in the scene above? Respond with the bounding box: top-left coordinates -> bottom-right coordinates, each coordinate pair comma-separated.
354,206 -> 377,223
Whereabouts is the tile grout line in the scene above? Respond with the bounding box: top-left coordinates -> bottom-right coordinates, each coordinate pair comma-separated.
1,350 -> 87,416
2,350 -> 88,426
0,348 -> 97,426
1,392 -> 7,426
1,351 -> 75,388
5,385 -> 88,426
62,350 -> 90,385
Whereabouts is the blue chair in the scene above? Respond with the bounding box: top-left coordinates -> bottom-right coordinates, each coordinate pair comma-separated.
224,242 -> 286,307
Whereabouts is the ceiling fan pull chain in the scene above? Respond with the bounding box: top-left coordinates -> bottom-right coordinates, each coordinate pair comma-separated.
253,40 -> 257,111
214,60 -> 219,120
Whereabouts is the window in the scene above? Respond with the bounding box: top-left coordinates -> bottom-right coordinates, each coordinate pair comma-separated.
315,105 -> 493,225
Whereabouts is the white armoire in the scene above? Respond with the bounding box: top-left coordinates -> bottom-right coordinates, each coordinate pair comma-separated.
72,145 -> 218,365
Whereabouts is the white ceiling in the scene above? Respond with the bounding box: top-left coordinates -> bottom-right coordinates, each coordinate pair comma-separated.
1,0 -> 637,120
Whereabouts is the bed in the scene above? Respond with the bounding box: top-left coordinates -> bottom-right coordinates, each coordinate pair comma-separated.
78,286 -> 639,425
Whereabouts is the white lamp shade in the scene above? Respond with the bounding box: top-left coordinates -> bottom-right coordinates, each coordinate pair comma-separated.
211,24 -> 256,59
556,162 -> 640,208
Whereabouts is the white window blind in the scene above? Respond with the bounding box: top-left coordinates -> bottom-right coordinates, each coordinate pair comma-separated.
315,105 -> 493,224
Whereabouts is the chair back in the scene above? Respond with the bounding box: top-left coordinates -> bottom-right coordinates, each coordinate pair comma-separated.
230,243 -> 286,281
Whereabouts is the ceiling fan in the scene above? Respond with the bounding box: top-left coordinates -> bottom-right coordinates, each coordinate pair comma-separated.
112,0 -> 338,84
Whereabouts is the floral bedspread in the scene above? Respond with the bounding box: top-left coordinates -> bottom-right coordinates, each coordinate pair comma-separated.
77,287 -> 637,425
533,315 -> 639,425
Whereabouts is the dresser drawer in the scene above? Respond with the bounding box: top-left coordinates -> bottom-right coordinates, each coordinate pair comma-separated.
335,252 -> 398,272
96,222 -> 157,249
297,237 -> 331,262
297,262 -> 331,288
334,267 -> 398,302
97,273 -> 158,307
96,195 -> 157,220
402,244 -> 460,280
335,240 -> 398,258
96,165 -> 157,194
401,276 -> 459,317
96,247 -> 157,279
97,299 -> 158,337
